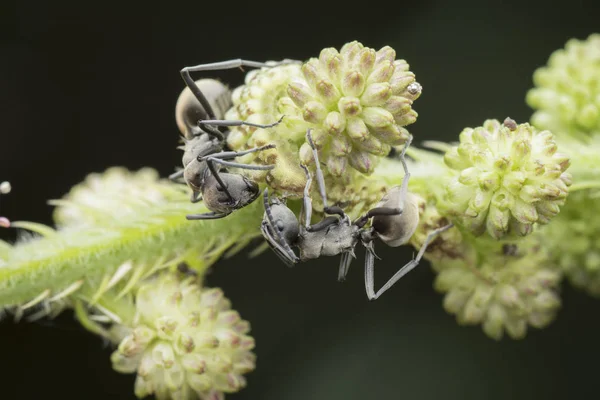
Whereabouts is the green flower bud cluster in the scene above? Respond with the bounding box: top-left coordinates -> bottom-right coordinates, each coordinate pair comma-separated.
527,34 -> 600,142
225,41 -> 422,208
524,33 -> 600,298
111,272 -> 255,400
432,236 -> 562,340
540,190 -> 600,296
405,185 -> 565,341
441,118 -> 571,239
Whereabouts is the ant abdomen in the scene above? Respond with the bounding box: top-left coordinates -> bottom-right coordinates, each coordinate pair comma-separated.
372,189 -> 421,247
202,173 -> 260,215
175,79 -> 232,139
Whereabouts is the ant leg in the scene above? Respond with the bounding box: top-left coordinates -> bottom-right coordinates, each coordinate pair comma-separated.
299,164 -> 340,232
261,189 -> 299,266
209,144 -> 276,160
338,251 -> 354,282
355,207 -> 402,228
204,157 -> 276,171
355,136 -> 414,228
306,216 -> 340,232
366,223 -> 454,300
169,170 -> 184,182
190,191 -> 201,203
186,212 -> 229,220
364,241 -> 377,299
300,164 -> 313,227
261,223 -> 299,267
199,115 -> 284,130
305,129 -> 346,219
181,59 -> 301,121
396,134 -> 414,211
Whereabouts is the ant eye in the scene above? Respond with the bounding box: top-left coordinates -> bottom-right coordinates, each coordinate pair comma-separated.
277,221 -> 284,231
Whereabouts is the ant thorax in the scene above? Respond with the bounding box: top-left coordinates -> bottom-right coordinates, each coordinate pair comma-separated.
181,135 -> 221,168
181,136 -> 223,192
298,219 -> 360,260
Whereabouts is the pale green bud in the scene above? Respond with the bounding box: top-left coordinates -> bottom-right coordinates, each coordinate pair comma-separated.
326,156 -> 348,177
338,96 -> 363,118
342,70 -> 366,97
348,150 -> 376,174
303,101 -> 328,123
362,107 -> 394,129
361,82 -> 392,106
323,112 -> 345,135
288,81 -> 314,108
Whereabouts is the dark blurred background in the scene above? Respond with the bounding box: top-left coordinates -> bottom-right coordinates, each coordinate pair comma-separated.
1,1 -> 600,399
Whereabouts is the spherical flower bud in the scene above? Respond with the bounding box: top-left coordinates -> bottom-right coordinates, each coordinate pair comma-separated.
224,41 -> 421,207
441,118 -> 572,239
110,272 -> 255,400
526,34 -> 600,141
431,237 -> 562,340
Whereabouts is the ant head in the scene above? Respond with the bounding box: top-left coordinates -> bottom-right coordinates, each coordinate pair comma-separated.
264,193 -> 300,245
